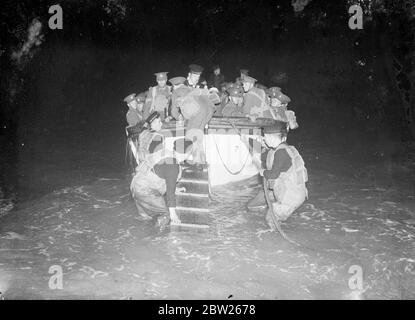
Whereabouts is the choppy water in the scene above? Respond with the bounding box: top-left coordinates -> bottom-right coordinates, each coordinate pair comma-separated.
0,167 -> 414,299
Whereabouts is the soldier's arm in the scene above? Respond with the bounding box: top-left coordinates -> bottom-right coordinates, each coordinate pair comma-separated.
263,149 -> 292,180
242,94 -> 251,115
170,94 -> 180,120
143,95 -> 152,120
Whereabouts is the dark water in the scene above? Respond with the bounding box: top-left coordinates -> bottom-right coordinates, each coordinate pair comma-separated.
0,139 -> 414,299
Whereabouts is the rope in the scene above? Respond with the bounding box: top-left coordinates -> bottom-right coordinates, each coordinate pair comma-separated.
212,134 -> 251,175
262,177 -> 302,247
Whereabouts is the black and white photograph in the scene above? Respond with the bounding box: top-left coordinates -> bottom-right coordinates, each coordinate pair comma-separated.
0,0 -> 414,302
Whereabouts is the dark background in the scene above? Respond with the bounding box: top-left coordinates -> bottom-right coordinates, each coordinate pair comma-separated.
0,0 -> 414,203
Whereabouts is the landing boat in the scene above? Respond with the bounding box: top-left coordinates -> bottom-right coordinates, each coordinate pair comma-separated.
127,116 -> 275,227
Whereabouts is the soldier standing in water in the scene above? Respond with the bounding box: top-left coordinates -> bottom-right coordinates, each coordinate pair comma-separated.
130,111 -> 183,230
247,121 -> 308,223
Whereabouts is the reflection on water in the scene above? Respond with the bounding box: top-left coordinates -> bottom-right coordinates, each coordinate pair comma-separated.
0,173 -> 414,299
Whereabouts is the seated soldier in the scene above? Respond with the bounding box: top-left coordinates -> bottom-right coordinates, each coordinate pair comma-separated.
130,111 -> 182,231
222,86 -> 245,117
241,75 -> 269,121
257,121 -> 308,225
267,87 -> 298,130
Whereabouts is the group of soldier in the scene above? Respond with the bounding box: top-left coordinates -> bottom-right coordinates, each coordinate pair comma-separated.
124,63 -> 307,231
123,64 -> 299,134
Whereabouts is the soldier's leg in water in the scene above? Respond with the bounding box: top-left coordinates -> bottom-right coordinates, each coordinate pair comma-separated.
269,203 -> 295,222
134,199 -> 153,220
270,186 -> 306,221
131,174 -> 169,220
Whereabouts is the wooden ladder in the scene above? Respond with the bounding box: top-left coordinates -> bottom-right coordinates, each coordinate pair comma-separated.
175,165 -> 210,228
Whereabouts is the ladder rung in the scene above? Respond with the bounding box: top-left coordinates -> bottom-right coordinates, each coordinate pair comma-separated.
184,168 -> 208,173
176,192 -> 209,198
170,222 -> 209,229
179,178 -> 209,184
176,206 -> 209,213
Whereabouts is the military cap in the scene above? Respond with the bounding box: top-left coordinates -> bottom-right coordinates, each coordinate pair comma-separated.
145,111 -> 161,125
212,64 -> 220,70
189,64 -> 204,74
135,92 -> 147,103
169,76 -> 186,86
263,120 -> 288,134
228,86 -> 244,98
241,75 -> 257,84
276,92 -> 291,104
123,93 -> 136,103
267,87 -> 282,97
240,69 -> 249,75
226,82 -> 242,92
154,72 -> 168,81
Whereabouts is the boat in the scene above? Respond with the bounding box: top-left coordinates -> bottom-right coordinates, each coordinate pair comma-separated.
127,116 -> 275,227
160,116 -> 273,186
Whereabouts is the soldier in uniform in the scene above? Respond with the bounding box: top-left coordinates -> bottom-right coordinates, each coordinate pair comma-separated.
124,92 -> 146,127
169,76 -> 187,90
267,87 -> 299,130
170,64 -> 220,166
259,122 -> 308,224
222,86 -> 245,117
130,111 -> 183,230
241,75 -> 270,120
185,64 -> 204,88
170,76 -> 192,120
247,121 -> 308,223
143,72 -> 172,122
208,64 -> 225,90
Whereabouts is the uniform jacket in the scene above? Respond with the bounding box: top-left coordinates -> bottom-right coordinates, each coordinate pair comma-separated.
126,108 -> 142,127
143,85 -> 172,120
208,74 -> 225,90
242,87 -> 269,117
221,101 -> 245,117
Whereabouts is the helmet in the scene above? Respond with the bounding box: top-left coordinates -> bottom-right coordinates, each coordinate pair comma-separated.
263,120 -> 288,134
267,87 -> 282,98
135,92 -> 147,103
228,86 -> 244,98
